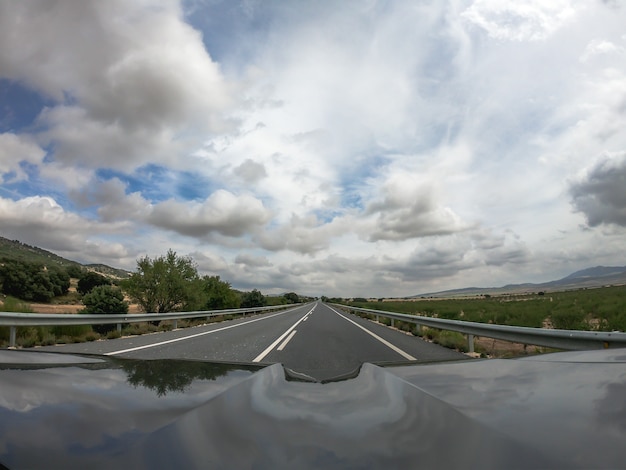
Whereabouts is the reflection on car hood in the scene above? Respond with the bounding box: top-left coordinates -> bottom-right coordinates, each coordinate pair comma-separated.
0,349 -> 625,469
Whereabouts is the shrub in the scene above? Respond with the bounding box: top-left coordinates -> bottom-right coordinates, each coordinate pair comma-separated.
433,330 -> 468,352
77,271 -> 111,295
81,285 -> 128,334
241,289 -> 266,308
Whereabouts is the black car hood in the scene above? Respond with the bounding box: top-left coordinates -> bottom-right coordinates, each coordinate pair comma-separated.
1,349 -> 625,469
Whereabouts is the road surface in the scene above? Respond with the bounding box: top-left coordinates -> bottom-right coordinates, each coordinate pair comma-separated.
40,301 -> 468,380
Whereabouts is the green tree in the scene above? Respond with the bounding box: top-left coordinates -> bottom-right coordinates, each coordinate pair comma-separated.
77,271 -> 111,295
241,289 -> 266,308
284,292 -> 300,304
81,285 -> 128,314
66,264 -> 84,279
201,275 -> 240,310
81,285 -> 128,335
121,250 -> 199,313
0,260 -> 69,302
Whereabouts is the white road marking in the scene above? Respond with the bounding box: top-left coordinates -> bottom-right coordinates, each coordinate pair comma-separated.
105,308 -> 303,356
252,305 -> 316,362
277,330 -> 297,351
327,305 -> 417,361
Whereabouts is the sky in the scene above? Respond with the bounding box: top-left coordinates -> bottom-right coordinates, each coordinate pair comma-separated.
1,0 -> 626,298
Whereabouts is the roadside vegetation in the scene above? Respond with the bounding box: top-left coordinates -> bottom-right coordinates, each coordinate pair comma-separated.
0,248 -> 307,348
344,286 -> 626,332
341,287 -> 626,356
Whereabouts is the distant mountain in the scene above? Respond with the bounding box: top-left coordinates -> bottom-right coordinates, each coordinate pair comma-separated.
416,265 -> 626,298
561,266 -> 626,280
0,236 -> 130,278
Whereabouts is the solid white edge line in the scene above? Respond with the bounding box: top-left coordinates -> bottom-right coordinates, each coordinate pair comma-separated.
277,330 -> 297,351
327,305 -> 417,361
105,308 -> 301,356
252,305 -> 315,362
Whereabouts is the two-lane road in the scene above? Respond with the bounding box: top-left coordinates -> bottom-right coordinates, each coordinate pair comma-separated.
41,302 -> 467,380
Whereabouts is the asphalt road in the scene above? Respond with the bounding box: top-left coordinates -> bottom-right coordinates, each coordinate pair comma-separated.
41,301 -> 468,380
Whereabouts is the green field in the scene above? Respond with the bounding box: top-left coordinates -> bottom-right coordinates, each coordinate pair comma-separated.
348,285 -> 626,332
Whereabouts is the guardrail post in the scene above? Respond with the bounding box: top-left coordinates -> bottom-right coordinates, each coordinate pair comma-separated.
468,334 -> 475,354
390,318 -> 394,328
117,323 -> 122,334
173,319 -> 178,330
9,326 -> 16,348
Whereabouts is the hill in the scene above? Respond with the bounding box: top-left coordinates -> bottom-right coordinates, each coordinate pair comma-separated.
0,236 -> 81,269
0,236 -> 130,278
417,265 -> 626,298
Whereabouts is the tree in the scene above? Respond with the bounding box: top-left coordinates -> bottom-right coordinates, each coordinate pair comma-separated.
66,264 -> 84,279
81,285 -> 128,335
77,271 -> 111,295
0,260 -> 69,302
240,289 -> 266,308
283,292 -> 300,304
201,275 -> 240,310
81,285 -> 128,314
121,250 -> 199,313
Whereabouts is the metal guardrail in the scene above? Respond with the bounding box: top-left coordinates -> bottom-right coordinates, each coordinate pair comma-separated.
0,305 -> 292,348
333,304 -> 626,352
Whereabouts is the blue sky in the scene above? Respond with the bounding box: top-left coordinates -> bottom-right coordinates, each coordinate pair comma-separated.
1,0 -> 626,297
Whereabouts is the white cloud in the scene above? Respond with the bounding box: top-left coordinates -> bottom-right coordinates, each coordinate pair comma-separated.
461,0 -> 578,41
69,178 -> 151,223
233,159 -> 267,184
255,214 -> 346,255
0,0 -> 233,172
147,190 -> 271,238
0,196 -> 130,256
580,39 -> 625,63
0,133 -> 45,182
2,0 -> 626,297
234,253 -> 272,268
364,173 -> 468,241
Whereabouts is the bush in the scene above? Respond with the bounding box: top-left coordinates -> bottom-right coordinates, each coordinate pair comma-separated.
77,271 -> 111,295
82,285 -> 128,314
433,330 -> 468,352
81,285 -> 128,334
66,264 -> 85,279
241,289 -> 266,308
0,260 -> 69,302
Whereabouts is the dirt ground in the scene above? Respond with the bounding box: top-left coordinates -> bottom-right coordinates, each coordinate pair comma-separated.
473,337 -> 542,358
27,303 -> 143,314
29,303 -> 84,313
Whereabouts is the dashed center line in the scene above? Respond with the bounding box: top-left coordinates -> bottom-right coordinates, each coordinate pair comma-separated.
252,305 -> 315,362
277,330 -> 297,351
105,307 -> 304,356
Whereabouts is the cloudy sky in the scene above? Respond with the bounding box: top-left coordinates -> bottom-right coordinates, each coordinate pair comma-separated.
1,0 -> 626,297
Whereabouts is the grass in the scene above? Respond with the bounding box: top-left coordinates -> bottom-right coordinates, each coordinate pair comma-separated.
0,304 -> 283,348
345,286 -> 626,357
348,285 -> 626,332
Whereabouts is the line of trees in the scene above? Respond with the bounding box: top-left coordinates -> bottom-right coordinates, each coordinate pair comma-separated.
0,259 -> 70,302
120,250 -> 249,313
1,249 -> 304,317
